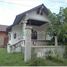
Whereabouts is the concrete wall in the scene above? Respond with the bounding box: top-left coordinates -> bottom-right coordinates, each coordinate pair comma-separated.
32,46 -> 65,58
8,24 -> 22,45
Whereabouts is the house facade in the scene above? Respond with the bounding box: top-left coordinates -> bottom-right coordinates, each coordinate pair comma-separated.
7,4 -> 64,61
0,25 -> 8,47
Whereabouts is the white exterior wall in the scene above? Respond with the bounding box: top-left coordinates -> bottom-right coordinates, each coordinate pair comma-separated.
32,46 -> 65,58
9,24 -> 22,45
24,10 -> 49,22
7,24 -> 23,52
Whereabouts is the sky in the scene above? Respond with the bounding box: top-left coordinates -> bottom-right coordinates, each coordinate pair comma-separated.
0,0 -> 67,26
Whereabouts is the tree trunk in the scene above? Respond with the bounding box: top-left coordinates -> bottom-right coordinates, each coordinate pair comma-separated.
55,36 -> 58,46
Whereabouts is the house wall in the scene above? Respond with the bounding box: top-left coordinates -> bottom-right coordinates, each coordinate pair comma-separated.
31,23 -> 48,40
9,9 -> 50,45
0,32 -> 8,47
21,10 -> 49,24
8,24 -> 22,45
8,24 -> 47,45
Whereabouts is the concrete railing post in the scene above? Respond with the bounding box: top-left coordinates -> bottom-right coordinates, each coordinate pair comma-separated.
24,26 -> 32,62
7,44 -> 11,53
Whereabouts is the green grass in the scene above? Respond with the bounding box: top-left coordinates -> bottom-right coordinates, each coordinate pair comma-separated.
0,48 -> 26,66
0,48 -> 67,66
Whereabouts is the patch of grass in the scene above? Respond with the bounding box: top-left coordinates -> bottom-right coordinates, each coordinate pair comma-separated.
0,48 -> 26,66
0,48 -> 67,66
26,57 -> 46,66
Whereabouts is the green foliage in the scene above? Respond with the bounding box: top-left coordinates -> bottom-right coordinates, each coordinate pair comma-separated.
48,11 -> 62,37
47,56 -> 63,63
48,7 -> 67,44
64,46 -> 67,58
63,7 -> 67,23
0,48 -> 26,66
26,57 -> 46,66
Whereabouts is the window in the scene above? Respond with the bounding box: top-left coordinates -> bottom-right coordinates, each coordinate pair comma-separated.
40,11 -> 43,15
31,29 -> 37,39
37,7 -> 43,15
14,33 -> 16,39
37,9 -> 39,14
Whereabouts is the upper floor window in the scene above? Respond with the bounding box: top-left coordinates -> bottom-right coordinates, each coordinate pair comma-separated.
37,7 -> 43,15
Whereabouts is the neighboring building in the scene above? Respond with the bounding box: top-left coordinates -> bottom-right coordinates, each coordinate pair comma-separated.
7,4 -> 64,61
0,25 -> 8,47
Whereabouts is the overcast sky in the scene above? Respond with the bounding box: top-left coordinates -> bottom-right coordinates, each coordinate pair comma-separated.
0,0 -> 67,26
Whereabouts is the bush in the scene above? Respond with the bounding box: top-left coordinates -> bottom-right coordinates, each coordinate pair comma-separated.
46,55 -> 63,63
26,57 -> 46,66
64,46 -> 67,58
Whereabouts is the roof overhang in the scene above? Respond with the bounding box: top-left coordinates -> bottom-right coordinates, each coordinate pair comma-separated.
27,19 -> 47,26
7,4 -> 49,32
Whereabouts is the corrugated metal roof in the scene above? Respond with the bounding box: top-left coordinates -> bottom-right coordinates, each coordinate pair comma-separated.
0,25 -> 8,32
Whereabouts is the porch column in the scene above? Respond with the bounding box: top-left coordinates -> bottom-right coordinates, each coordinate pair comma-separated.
24,26 -> 32,62
22,20 -> 27,40
21,20 -> 32,62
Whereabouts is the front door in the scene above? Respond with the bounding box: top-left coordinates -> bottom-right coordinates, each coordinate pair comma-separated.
31,29 -> 37,39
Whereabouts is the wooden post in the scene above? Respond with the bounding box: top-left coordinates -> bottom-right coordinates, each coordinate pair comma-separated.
55,36 -> 58,46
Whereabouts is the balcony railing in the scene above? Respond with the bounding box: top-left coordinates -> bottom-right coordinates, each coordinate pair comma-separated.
32,40 -> 50,46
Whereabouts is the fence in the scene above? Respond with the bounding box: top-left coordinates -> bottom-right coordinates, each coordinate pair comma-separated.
32,46 -> 65,58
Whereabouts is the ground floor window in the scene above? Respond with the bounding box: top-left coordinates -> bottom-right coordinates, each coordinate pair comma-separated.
31,29 -> 37,39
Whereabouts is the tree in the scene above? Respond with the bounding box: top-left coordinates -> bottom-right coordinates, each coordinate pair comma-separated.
58,7 -> 67,44
48,7 -> 67,46
48,8 -> 64,46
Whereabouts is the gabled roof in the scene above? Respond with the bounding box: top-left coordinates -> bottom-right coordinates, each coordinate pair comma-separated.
7,4 -> 48,31
13,4 -> 48,26
0,25 -> 8,32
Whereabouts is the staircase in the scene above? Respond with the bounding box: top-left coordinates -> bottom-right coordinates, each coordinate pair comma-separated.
7,40 -> 25,53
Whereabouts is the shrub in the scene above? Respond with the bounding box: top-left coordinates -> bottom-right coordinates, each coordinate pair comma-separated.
46,55 -> 63,63
64,46 -> 67,58
26,57 -> 46,66
45,50 -> 63,63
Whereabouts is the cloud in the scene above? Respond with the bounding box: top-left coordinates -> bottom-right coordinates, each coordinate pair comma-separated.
64,0 -> 67,3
